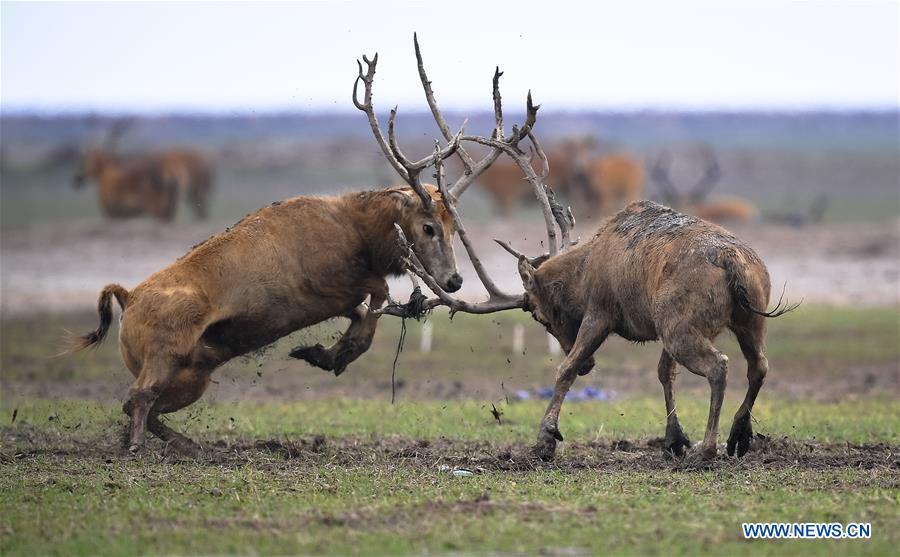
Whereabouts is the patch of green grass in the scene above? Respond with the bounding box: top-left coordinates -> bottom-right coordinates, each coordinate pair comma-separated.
1,455 -> 896,556
1,396 -> 898,556
2,396 -> 898,448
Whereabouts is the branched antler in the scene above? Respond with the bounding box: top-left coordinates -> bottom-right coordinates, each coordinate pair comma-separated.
353,52 -> 465,211
360,33 -> 578,317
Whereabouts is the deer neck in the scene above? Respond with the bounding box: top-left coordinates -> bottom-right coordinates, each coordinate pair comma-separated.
350,190 -> 410,278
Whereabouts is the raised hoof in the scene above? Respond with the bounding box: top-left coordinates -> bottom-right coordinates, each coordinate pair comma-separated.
727,414 -> 753,457
664,421 -> 692,459
289,344 -> 335,372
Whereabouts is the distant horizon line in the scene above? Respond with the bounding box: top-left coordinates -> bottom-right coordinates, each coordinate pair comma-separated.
3,106 -> 898,118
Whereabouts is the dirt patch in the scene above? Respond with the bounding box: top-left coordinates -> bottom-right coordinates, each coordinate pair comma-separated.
4,427 -> 897,476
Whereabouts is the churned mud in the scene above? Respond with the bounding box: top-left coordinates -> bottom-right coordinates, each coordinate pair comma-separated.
3,426 -> 897,476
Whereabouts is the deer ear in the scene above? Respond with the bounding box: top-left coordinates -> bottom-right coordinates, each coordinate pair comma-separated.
518,256 -> 536,290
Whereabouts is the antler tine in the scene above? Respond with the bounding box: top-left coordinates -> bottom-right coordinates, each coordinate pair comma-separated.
414,33 -> 476,174
649,150 -> 680,205
494,239 -> 525,259
354,47 -> 467,213
688,145 -> 722,204
352,52 -> 412,186
492,66 -> 504,139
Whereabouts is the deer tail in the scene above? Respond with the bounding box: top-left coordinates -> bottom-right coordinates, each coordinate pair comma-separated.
724,256 -> 800,318
70,284 -> 130,352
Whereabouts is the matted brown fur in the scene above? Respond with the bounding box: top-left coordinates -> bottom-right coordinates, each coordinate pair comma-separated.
516,201 -> 792,462
72,184 -> 461,454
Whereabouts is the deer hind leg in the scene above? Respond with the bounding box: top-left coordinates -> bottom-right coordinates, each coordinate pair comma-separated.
727,321 -> 769,457
534,315 -> 608,461
147,367 -> 212,456
122,357 -> 177,454
665,330 -> 729,460
291,285 -> 388,376
657,349 -> 691,458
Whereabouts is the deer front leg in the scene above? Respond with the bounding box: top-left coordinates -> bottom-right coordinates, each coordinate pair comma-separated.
535,316 -> 608,461
291,283 -> 388,376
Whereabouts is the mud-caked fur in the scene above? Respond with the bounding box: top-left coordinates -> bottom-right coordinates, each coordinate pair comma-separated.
519,201 -> 788,461
72,184 -> 461,455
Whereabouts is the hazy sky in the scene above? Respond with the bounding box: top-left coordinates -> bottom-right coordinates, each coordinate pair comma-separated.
2,1 -> 898,113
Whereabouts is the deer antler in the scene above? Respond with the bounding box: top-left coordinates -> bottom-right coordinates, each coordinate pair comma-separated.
687,145 -> 722,204
649,151 -> 680,205
370,34 -> 577,317
352,52 -> 465,212
650,145 -> 722,206
103,117 -> 135,151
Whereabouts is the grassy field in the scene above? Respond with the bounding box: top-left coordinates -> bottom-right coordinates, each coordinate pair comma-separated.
1,304 -> 898,555
1,398 -> 898,556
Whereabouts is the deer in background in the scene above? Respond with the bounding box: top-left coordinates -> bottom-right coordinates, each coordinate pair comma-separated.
476,135 -> 644,218
73,121 -> 178,221
73,119 -> 215,220
650,145 -> 757,223
574,149 -> 645,216
71,34 -> 546,455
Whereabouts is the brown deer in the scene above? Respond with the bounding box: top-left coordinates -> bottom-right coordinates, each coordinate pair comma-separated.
73,150 -> 178,221
71,34 -> 545,455
576,151 -> 645,216
476,148 -> 578,214
650,146 -> 757,223
73,119 -> 179,221
156,149 -> 215,219
391,151 -> 795,464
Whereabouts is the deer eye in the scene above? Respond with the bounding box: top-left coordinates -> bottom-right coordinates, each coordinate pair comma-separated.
422,223 -> 435,237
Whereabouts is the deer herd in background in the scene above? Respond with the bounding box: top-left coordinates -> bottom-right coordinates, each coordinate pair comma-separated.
71,118 -> 768,226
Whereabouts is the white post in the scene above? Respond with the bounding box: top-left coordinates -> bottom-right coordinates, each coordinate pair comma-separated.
512,323 -> 525,356
548,332 -> 561,356
419,321 -> 433,353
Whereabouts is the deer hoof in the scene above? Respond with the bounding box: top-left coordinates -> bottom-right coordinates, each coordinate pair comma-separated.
289,344 -> 334,371
534,424 -> 562,461
727,414 -> 753,458
664,421 -> 692,459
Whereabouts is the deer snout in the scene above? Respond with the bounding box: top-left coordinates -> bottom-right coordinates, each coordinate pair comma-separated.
445,273 -> 463,293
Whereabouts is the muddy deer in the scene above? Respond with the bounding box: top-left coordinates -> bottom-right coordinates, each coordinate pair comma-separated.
73,120 -> 179,221
650,146 -> 757,223
71,34 -> 545,455
391,143 -> 796,462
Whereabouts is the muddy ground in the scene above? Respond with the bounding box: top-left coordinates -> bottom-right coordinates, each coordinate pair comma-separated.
4,425 -> 898,476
